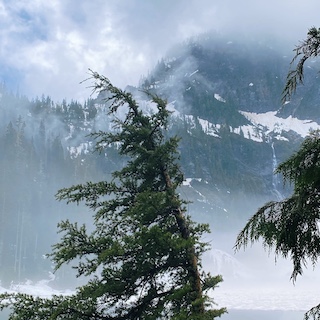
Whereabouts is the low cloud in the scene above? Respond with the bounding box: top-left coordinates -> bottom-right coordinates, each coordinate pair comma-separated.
0,0 -> 319,102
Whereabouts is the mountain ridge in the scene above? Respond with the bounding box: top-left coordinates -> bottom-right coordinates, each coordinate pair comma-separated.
0,34 -> 320,283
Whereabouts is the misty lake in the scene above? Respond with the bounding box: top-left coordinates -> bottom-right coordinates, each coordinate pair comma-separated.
225,310 -> 304,320
0,308 -> 306,320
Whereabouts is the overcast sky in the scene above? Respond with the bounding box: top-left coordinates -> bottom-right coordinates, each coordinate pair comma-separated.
1,0 -> 320,102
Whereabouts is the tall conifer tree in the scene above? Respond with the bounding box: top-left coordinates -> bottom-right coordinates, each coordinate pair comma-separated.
0,72 -> 225,319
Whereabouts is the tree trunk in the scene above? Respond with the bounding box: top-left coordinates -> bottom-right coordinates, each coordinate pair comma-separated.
162,167 -> 204,314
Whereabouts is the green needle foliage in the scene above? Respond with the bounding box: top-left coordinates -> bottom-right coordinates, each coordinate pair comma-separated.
237,26 -> 320,320
235,130 -> 320,319
0,71 -> 225,319
235,130 -> 320,282
282,26 -> 320,103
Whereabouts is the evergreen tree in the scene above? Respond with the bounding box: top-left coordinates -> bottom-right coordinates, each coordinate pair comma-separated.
0,72 -> 225,319
282,27 -> 320,102
236,27 -> 320,320
235,131 -> 320,319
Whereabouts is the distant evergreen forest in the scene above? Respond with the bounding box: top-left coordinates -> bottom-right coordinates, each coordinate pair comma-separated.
0,88 -> 122,285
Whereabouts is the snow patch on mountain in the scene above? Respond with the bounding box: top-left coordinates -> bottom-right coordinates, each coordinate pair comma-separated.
198,118 -> 220,137
181,110 -> 319,143
240,111 -> 320,140
66,105 -> 320,160
214,93 -> 226,103
182,178 -> 203,186
68,142 -> 92,158
233,124 -> 265,142
188,69 -> 199,77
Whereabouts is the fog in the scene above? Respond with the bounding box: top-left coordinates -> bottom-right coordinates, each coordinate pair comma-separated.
1,2 -> 320,319
0,47 -> 318,320
202,221 -> 320,319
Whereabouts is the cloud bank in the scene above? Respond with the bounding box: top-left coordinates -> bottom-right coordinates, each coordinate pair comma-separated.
1,0 -> 320,102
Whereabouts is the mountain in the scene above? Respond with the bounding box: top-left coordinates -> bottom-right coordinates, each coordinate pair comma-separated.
137,33 -> 320,227
1,33 -> 320,285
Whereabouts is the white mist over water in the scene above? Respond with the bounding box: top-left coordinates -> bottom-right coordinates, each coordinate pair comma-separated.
204,231 -> 320,314
1,272 -> 73,298
0,239 -> 319,320
2,246 -> 319,312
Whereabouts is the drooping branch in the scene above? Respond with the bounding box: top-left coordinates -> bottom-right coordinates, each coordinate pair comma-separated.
304,304 -> 320,320
282,27 -> 320,103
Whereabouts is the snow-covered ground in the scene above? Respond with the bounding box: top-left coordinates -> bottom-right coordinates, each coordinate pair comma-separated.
239,111 -> 320,142
1,272 -> 73,298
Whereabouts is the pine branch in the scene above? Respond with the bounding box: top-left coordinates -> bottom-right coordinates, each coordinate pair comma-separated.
304,304 -> 320,320
282,27 -> 320,103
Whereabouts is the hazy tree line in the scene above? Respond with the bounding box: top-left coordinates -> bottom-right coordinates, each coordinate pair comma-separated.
0,91 -> 122,285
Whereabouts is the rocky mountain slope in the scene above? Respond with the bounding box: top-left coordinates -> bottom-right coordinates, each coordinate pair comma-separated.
136,34 -> 320,227
1,33 -> 320,283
